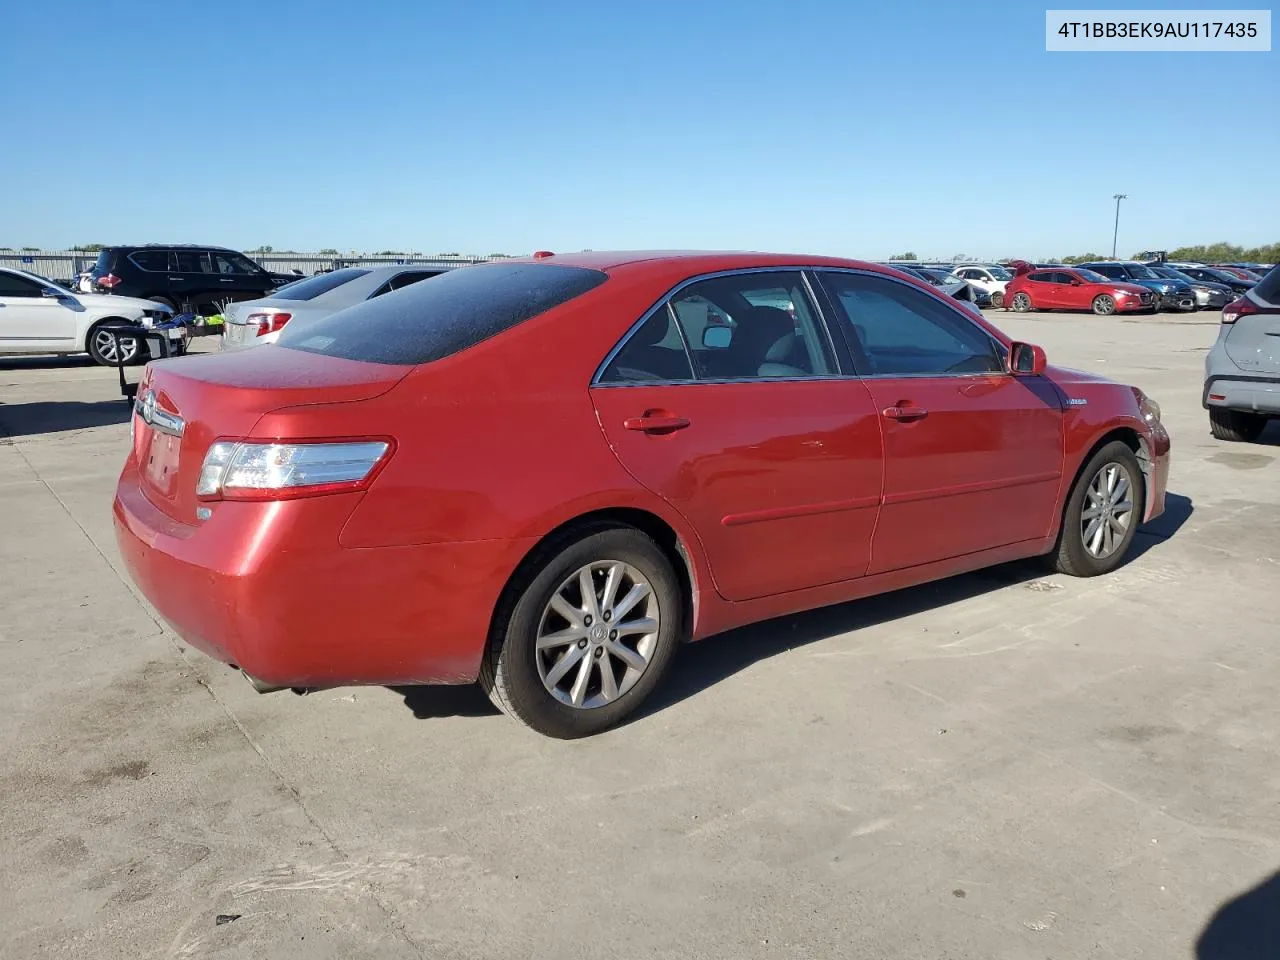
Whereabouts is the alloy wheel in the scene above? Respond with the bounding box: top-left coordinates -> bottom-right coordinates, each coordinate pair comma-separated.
535,560 -> 660,709
1080,462 -> 1135,560
1012,292 -> 1031,312
93,329 -> 138,364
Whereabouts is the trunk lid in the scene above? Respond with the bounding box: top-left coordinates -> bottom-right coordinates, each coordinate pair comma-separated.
1225,306 -> 1280,373
131,347 -> 412,522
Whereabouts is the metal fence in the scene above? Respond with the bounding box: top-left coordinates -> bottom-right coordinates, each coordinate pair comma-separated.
0,249 -> 504,284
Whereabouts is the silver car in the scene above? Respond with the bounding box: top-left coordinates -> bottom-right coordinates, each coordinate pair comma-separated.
220,265 -> 452,351
1204,265 -> 1280,442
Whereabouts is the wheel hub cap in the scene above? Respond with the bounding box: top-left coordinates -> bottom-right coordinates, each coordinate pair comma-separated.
535,560 -> 660,710
1080,462 -> 1135,560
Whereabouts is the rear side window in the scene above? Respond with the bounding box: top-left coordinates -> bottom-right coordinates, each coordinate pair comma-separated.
129,250 -> 169,271
1253,265 -> 1279,305
279,263 -> 608,365
173,250 -> 212,273
1027,271 -> 1052,282
273,269 -> 371,301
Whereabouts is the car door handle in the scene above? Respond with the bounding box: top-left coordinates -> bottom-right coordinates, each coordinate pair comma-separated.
168,276 -> 183,281
882,404 -> 929,422
623,413 -> 691,434
219,278 -> 235,282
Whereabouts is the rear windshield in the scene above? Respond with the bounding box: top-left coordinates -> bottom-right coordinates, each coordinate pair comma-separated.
272,268 -> 371,301
1253,265 -> 1280,305
277,262 -> 609,365
93,251 -> 113,274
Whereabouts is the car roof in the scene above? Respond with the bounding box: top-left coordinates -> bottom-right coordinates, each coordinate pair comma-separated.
483,252 -> 916,285
107,243 -> 242,252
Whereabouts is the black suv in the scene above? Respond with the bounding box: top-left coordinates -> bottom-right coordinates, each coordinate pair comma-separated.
91,245 -> 298,315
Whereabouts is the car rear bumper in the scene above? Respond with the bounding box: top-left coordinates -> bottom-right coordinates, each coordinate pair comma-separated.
113,462 -> 536,687
1203,376 -> 1280,414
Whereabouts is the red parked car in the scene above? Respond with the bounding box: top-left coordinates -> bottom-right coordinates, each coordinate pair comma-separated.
1006,266 -> 1157,315
115,252 -> 1170,738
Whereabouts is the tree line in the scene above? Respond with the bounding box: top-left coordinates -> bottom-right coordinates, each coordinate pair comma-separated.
1057,242 -> 1278,265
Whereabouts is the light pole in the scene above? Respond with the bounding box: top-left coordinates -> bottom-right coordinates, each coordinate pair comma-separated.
1112,193 -> 1128,259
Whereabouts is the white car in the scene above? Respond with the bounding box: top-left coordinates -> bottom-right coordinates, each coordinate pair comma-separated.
0,267 -> 173,366
951,264 -> 1014,308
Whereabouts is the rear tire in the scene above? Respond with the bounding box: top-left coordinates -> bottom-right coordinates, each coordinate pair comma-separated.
1046,441 -> 1144,578
990,291 -> 1005,309
1011,292 -> 1032,312
1091,294 -> 1116,316
1208,407 -> 1267,442
479,524 -> 683,738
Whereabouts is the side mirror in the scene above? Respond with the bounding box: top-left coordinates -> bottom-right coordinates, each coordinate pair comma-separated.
42,288 -> 65,298
1068,278 -> 1082,286
1009,341 -> 1047,376
702,326 -> 732,349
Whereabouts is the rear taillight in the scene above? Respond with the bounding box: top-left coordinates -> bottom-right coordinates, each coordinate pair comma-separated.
196,439 -> 392,500
1221,298 -> 1258,324
247,311 -> 292,336
97,273 -> 121,289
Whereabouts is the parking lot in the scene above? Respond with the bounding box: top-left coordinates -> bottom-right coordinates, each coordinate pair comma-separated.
2,310 -> 1277,959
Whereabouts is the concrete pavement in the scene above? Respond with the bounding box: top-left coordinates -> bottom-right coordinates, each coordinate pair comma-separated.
1,313 -> 1277,959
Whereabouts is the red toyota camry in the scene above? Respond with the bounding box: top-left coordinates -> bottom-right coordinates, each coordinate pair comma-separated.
1005,266 -> 1157,315
115,252 -> 1170,738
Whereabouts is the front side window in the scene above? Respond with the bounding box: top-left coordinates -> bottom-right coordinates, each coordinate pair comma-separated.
1076,269 -> 1110,284
0,271 -> 44,297
819,271 -> 1003,377
1090,264 -> 1122,279
212,252 -> 262,275
1125,264 -> 1158,280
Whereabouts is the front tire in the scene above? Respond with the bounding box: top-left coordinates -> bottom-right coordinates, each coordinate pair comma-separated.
1209,407 -> 1267,442
1091,294 -> 1116,316
480,525 -> 683,738
86,321 -> 141,367
1047,441 -> 1144,577
1011,292 -> 1032,312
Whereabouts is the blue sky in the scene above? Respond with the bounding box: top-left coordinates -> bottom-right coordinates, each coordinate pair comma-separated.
2,0 -> 1276,259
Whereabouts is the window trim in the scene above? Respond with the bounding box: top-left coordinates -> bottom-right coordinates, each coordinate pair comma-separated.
591,266 -> 847,387
812,267 -> 1010,381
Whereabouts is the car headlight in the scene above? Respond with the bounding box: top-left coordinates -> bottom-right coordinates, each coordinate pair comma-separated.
1136,390 -> 1161,424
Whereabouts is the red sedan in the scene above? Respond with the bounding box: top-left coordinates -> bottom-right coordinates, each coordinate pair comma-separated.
1006,266 -> 1157,315
115,252 -> 1170,738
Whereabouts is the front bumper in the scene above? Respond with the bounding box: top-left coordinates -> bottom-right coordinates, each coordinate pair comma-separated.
1203,376 -> 1280,415
1116,293 -> 1157,312
113,461 -> 536,687
1143,422 -> 1171,524
1157,291 -> 1197,311
1193,290 -> 1231,309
